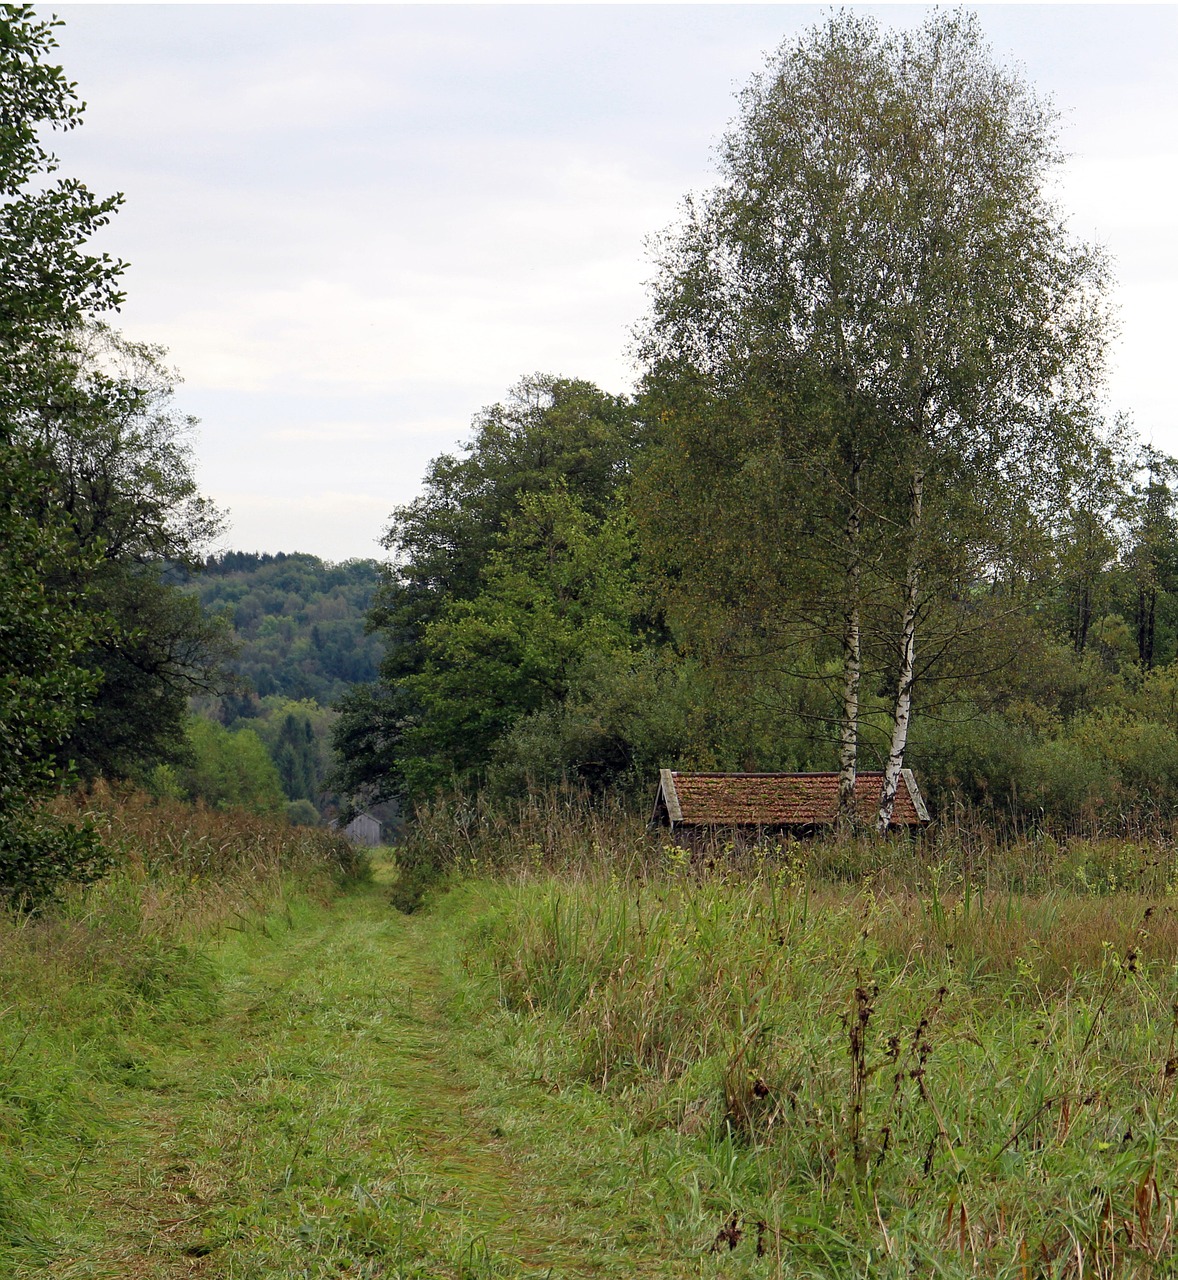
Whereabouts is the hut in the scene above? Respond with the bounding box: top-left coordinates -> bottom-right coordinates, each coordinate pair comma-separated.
343,812 -> 383,847
650,769 -> 930,836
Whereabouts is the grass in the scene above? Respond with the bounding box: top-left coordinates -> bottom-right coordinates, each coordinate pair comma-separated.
8,787 -> 1178,1275
0,788 -> 361,1272
462,864 -> 1178,1276
0,850 -> 686,1277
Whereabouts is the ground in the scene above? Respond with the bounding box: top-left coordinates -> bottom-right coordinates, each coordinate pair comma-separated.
17,870 -> 686,1279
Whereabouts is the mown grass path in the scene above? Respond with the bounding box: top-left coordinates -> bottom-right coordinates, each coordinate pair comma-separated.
28,878 -> 671,1279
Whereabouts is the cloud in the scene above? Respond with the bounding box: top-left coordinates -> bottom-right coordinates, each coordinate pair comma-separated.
46,4 -> 1178,558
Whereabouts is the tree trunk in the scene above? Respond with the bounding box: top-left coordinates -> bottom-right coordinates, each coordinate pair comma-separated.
877,468 -> 923,832
1076,577 -> 1091,653
836,449 -> 862,835
1145,585 -> 1157,669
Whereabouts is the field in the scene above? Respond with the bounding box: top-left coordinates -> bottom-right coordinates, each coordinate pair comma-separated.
4,794 -> 1178,1276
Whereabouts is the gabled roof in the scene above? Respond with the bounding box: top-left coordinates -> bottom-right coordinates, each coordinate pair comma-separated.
651,769 -> 930,829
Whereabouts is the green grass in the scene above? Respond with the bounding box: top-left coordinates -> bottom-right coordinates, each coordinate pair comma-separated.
0,871 -> 687,1277
8,815 -> 1178,1277
465,866 -> 1178,1277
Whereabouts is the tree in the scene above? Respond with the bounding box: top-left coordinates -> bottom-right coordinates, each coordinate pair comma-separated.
639,10 -> 1110,829
175,719 -> 285,815
0,7 -> 124,412
0,5 -> 125,897
334,374 -> 640,805
399,487 -> 640,795
1126,446 -> 1178,670
369,373 -> 636,673
1054,428 -> 1133,657
18,325 -> 229,778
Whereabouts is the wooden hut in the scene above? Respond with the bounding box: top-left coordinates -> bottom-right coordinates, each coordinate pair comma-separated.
343,812 -> 383,847
650,769 -> 930,836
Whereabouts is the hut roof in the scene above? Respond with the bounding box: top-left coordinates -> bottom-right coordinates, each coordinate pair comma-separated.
651,769 -> 930,829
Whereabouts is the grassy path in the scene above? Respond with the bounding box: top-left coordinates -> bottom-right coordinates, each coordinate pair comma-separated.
24,878 -> 673,1279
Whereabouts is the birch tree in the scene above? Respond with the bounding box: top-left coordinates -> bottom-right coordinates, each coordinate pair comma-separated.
640,10 -> 1110,829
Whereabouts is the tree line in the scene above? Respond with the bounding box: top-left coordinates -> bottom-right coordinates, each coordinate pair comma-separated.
335,12 -> 1178,831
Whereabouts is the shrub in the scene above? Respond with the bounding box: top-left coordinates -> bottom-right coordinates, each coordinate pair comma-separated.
0,809 -> 112,908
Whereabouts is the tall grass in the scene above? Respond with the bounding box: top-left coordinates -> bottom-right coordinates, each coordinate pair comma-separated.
407,784 -> 1178,897
425,792 -> 1178,1275
0,786 -> 364,1259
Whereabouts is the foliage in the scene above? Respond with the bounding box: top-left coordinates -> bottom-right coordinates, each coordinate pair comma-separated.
399,488 -> 641,795
0,7 -> 124,393
0,8 -> 231,918
260,702 -> 329,804
322,15 -> 1178,831
0,806 -> 111,908
334,376 -> 642,805
18,326 -> 230,781
0,469 -> 96,814
191,552 -> 384,705
284,797 -> 319,826
637,9 -> 1111,827
157,718 -> 286,816
0,5 -> 125,894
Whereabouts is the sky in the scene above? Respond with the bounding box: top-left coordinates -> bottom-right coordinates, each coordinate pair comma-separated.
42,4 -> 1178,562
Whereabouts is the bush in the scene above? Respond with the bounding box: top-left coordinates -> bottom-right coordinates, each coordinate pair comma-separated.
285,798 -> 320,826
178,718 -> 286,814
0,809 -> 112,908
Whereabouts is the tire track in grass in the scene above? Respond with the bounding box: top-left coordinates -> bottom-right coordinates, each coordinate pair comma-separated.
29,883 -> 662,1278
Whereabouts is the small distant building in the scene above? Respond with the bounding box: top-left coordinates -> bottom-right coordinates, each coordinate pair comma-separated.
650,769 -> 930,835
343,812 -> 383,847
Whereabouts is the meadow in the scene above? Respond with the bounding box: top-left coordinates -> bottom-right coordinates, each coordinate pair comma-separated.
5,790 -> 1178,1276
0,786 -> 363,1269
422,795 -> 1178,1277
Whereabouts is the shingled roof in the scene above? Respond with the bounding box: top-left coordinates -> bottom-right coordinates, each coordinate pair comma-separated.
651,769 -> 930,830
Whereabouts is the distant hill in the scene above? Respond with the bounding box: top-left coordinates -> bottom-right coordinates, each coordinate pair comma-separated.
192,552 -> 385,706
165,553 -> 388,823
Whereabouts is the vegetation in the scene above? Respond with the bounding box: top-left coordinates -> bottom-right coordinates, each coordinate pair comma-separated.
339,14 -> 1178,838
191,552 -> 383,705
382,799 -> 1178,1277
7,803 -> 1178,1277
0,787 -> 363,1272
179,552 -> 385,819
0,6 -> 234,896
7,9 -> 1178,1276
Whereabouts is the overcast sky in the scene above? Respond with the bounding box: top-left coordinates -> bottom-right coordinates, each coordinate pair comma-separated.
43,4 -> 1178,562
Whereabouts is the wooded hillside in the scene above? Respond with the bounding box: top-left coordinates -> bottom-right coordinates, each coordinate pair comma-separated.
189,552 -> 383,705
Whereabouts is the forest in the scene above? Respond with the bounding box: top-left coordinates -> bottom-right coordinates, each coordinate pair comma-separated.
176,552 -> 384,823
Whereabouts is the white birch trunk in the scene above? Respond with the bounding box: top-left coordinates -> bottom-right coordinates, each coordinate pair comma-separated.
877,468 -> 923,832
837,450 -> 862,834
